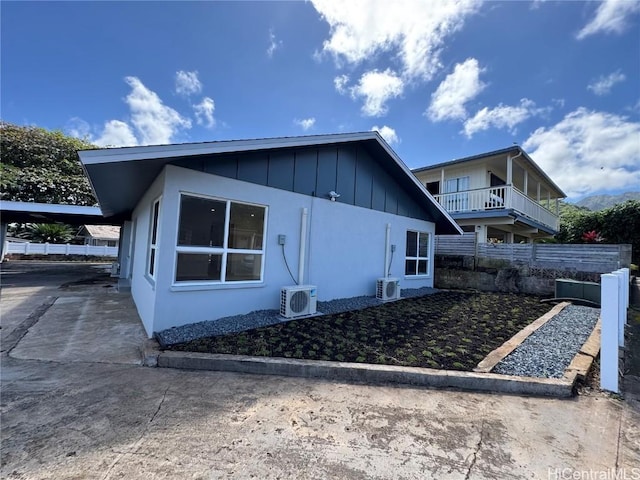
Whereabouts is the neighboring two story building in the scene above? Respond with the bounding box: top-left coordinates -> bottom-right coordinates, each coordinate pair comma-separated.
413,146 -> 566,244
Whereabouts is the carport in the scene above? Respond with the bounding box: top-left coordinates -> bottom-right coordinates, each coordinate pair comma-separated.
0,200 -> 124,265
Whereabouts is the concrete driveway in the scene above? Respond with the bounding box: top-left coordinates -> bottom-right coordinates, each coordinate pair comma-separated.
1,262 -> 639,479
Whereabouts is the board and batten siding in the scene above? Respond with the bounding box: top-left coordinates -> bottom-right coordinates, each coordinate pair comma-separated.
171,143 -> 430,222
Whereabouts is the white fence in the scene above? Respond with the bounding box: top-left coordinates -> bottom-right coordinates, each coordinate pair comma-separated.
5,241 -> 118,257
600,268 -> 630,393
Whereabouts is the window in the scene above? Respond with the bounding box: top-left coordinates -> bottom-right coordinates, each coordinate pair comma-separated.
175,194 -> 266,283
443,176 -> 469,211
405,230 -> 430,276
148,198 -> 160,278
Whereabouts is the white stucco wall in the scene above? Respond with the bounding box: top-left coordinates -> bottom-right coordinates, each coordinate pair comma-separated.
133,165 -> 437,335
129,169 -> 166,336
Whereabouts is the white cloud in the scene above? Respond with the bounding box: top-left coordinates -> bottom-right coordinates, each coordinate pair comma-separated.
294,117 -> 316,131
311,0 -> 481,80
587,70 -> 626,96
193,97 -> 215,128
175,70 -> 202,97
427,58 -> 486,122
334,74 -> 350,94
523,108 -> 640,197
267,28 -> 282,58
65,117 -> 92,140
93,120 -> 138,147
125,76 -> 191,145
371,125 -> 399,145
463,98 -> 543,138
350,69 -> 404,117
577,0 -> 640,39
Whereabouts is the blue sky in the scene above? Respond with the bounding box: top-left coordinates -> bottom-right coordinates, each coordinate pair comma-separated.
2,0 -> 639,201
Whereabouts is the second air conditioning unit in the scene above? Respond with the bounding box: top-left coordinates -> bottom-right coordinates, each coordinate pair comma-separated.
376,277 -> 400,301
280,285 -> 318,318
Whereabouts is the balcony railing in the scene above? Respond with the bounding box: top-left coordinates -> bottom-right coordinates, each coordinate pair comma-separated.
433,185 -> 559,231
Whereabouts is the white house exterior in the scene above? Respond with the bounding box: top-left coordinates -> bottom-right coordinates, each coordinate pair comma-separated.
78,225 -> 121,247
413,147 -> 566,243
79,132 -> 461,337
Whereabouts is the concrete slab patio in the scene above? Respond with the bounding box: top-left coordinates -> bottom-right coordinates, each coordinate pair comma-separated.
1,261 -> 639,479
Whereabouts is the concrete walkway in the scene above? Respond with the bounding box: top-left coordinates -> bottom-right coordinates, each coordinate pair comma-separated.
1,262 -> 638,479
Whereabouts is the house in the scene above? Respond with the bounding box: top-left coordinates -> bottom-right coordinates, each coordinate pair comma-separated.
78,225 -> 121,247
412,146 -> 566,244
78,132 -> 461,337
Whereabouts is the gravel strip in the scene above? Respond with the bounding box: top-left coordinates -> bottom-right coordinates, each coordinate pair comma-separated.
492,304 -> 600,378
156,287 -> 438,346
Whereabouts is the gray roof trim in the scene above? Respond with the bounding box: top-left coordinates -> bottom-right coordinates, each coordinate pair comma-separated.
79,132 -> 380,165
412,146 -> 566,199
79,132 -> 462,235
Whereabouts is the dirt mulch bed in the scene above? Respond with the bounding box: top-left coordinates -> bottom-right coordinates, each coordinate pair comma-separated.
167,291 -> 551,371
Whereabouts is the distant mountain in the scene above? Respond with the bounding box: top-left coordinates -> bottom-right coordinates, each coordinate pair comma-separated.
574,192 -> 640,211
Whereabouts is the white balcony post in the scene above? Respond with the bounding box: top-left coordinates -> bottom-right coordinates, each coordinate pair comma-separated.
600,273 -> 620,393
506,156 -> 513,185
523,170 -> 528,196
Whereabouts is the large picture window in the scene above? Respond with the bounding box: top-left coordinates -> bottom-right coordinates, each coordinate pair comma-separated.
175,194 -> 266,283
405,230 -> 430,276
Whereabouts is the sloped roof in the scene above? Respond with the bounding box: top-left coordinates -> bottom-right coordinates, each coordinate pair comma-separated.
78,132 -> 462,234
83,225 -> 120,240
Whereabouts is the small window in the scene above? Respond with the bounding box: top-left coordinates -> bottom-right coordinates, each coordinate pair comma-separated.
175,194 -> 266,284
405,230 -> 430,276
148,198 -> 160,278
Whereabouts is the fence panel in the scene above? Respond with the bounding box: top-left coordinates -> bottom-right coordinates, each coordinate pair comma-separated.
434,233 -> 476,256
5,242 -> 118,257
435,236 -> 630,273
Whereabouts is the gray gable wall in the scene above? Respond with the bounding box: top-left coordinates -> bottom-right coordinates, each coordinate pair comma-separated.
171,143 -> 433,222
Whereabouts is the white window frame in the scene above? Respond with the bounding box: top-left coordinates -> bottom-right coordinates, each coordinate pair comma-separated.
405,230 -> 430,277
174,192 -> 267,286
147,197 -> 161,281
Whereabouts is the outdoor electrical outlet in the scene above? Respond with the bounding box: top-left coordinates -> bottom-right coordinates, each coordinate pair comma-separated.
278,234 -> 286,245
391,244 -> 396,252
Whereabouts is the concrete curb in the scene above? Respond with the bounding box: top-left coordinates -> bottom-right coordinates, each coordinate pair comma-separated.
157,351 -> 574,397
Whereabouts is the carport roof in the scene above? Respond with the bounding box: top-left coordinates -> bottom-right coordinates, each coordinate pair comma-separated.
0,201 -> 118,225
78,132 -> 462,235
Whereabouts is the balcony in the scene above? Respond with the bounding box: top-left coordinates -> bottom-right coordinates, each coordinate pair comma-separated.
433,185 -> 559,231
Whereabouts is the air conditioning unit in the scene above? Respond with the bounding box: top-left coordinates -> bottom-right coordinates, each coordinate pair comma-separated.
377,277 -> 400,301
280,285 -> 318,318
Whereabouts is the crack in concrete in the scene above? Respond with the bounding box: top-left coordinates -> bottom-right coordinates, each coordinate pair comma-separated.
101,385 -> 170,480
464,419 -> 484,480
3,296 -> 57,356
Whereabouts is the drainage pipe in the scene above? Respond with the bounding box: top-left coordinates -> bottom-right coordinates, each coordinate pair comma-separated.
384,223 -> 391,278
298,207 -> 308,285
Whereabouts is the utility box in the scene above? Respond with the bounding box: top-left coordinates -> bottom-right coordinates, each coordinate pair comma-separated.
555,279 -> 601,305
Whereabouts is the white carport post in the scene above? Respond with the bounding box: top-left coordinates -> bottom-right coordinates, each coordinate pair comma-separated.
0,222 -> 7,262
600,273 -> 620,393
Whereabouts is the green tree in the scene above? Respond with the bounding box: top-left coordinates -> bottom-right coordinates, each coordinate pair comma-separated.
555,200 -> 640,265
0,122 -> 97,205
21,223 -> 74,243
